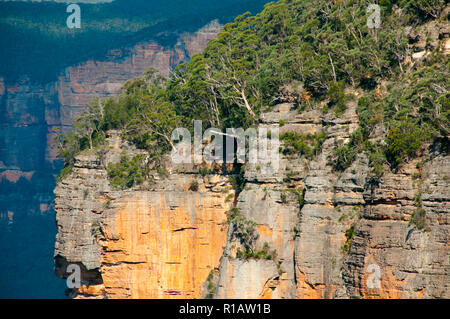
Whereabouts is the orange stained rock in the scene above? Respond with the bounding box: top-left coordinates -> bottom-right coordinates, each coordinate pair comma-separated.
417,288 -> 425,299
296,268 -> 338,299
361,265 -> 405,299
76,284 -> 106,297
257,225 -> 273,240
260,286 -> 273,299
99,191 -> 231,299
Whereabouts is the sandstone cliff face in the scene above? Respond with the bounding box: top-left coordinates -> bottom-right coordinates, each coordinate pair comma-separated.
342,155 -> 449,299
212,100 -> 362,299
53,22 -> 449,299
55,132 -> 234,298
54,99 -> 449,299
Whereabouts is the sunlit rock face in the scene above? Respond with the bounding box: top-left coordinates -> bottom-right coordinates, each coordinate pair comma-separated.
52,14 -> 449,300
54,132 -> 234,298
54,99 -> 449,299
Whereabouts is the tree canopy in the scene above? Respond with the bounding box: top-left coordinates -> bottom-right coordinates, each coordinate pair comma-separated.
58,0 -> 449,186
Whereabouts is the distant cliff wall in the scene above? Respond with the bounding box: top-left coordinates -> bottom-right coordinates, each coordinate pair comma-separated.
0,20 -> 221,222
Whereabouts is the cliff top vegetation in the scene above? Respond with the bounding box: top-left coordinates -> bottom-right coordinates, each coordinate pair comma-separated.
57,0 -> 449,187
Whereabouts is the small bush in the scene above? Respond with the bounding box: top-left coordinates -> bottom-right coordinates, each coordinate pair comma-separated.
385,120 -> 424,167
199,167 -> 211,177
327,81 -> 347,115
298,188 -> 306,211
281,132 -> 312,157
331,145 -> 357,171
253,242 -> 275,260
225,193 -> 234,203
280,192 -> 287,204
228,209 -> 277,260
367,144 -> 388,183
107,153 -> 149,189
189,180 -> 199,191
341,224 -> 356,254
339,206 -> 361,254
409,192 -> 429,231
205,270 -> 216,299
280,132 -> 326,159
229,170 -> 245,194
409,208 -> 427,231
58,165 -> 73,183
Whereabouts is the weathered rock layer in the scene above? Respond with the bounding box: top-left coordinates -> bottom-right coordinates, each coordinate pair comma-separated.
54,100 -> 449,299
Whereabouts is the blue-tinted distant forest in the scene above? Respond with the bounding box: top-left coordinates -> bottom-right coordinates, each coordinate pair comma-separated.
0,0 -> 269,83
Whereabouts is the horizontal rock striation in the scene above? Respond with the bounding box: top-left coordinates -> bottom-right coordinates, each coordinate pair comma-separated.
54,133 -> 234,298
53,20 -> 449,299
54,99 -> 449,299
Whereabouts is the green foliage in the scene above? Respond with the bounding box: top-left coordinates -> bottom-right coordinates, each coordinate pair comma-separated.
381,58 -> 449,167
280,192 -> 287,204
298,188 -> 306,212
103,198 -> 112,209
281,132 -> 311,157
122,69 -> 180,154
57,70 -> 180,183
231,214 -> 257,250
57,0 -> 449,188
252,242 -> 276,260
292,226 -> 300,239
330,144 -> 358,172
338,206 -> 361,254
58,165 -> 73,182
228,208 -> 276,260
225,193 -> 234,203
367,143 -> 388,183
56,99 -> 106,169
282,187 -> 306,219
166,0 -> 425,130
327,81 -> 347,115
409,208 -> 427,231
199,167 -> 213,177
280,131 -> 327,159
236,241 -> 275,260
205,270 -> 216,299
385,119 -> 424,167
189,180 -> 200,192
107,153 -> 150,189
229,165 -> 246,194
400,0 -> 447,21
308,4 -> 450,176
409,192 -> 429,231
341,224 -> 357,255
338,206 -> 361,223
